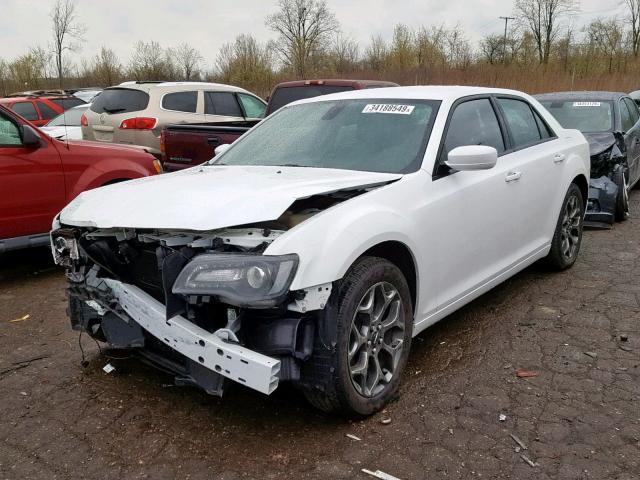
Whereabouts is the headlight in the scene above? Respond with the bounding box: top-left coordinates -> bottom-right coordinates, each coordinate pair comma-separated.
172,254 -> 298,307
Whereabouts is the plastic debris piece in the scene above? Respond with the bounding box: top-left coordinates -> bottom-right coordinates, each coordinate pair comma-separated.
380,418 -> 392,425
361,469 -> 402,480
102,363 -> 116,374
499,414 -> 507,422
515,446 -> 521,453
520,454 -> 538,467
516,369 -> 540,378
620,334 -> 628,342
19,391 -> 27,396
510,433 -> 528,450
448,428 -> 454,435
619,344 -> 633,352
346,433 -> 361,441
584,352 -> 597,359
9,314 -> 30,323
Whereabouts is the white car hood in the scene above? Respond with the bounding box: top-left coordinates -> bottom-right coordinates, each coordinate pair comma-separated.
60,165 -> 402,231
40,125 -> 82,140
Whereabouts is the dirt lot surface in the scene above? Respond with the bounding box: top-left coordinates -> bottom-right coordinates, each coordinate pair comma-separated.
0,194 -> 638,480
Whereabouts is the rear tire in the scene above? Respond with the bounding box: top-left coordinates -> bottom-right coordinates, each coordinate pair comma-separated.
300,257 -> 413,417
545,183 -> 584,270
613,166 -> 630,222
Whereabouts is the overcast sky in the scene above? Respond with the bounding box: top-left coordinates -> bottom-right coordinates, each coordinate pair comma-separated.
0,0 -> 628,67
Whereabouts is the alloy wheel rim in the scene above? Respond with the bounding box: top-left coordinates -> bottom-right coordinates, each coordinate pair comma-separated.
348,282 -> 404,398
560,194 -> 581,260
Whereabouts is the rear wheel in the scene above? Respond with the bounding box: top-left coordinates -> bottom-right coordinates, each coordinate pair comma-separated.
545,183 -> 584,270
613,166 -> 630,222
301,257 -> 413,417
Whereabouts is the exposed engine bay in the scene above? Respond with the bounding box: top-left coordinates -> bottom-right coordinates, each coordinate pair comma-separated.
51,185 -> 380,396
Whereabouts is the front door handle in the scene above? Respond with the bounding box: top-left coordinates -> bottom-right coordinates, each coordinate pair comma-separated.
505,171 -> 522,183
553,153 -> 566,163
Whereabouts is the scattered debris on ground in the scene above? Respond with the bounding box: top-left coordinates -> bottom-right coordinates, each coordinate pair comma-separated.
102,363 -> 116,374
510,433 -> 528,450
584,351 -> 598,359
362,468 -> 402,480
346,433 -> 361,441
520,454 -> 538,468
516,369 -> 540,378
499,414 -> 507,422
8,313 -> 29,323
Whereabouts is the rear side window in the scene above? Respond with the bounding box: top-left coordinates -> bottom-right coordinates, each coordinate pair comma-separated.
162,91 -> 197,113
90,88 -> 150,114
267,85 -> 354,113
205,92 -> 243,117
498,98 -> 542,148
50,97 -> 85,110
533,109 -> 554,139
238,94 -> 266,118
11,102 -> 39,121
37,102 -> 59,120
442,98 -> 505,160
0,111 -> 22,145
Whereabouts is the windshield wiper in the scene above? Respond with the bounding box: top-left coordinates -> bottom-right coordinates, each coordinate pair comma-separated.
102,107 -> 126,114
273,163 -> 314,168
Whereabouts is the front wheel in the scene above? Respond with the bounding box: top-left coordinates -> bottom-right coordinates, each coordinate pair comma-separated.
301,257 -> 413,417
613,166 -> 630,222
545,183 -> 585,270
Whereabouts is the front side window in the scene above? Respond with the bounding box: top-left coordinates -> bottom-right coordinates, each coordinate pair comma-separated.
162,91 -> 197,113
539,99 -> 613,133
238,94 -> 266,118
442,98 -> 505,161
623,98 -> 639,128
0,111 -> 22,145
620,99 -> 635,132
11,102 -> 39,121
498,98 -> 542,148
213,99 -> 439,174
205,92 -> 243,117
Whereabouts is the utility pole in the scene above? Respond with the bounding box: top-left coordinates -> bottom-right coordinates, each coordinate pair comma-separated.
499,16 -> 515,63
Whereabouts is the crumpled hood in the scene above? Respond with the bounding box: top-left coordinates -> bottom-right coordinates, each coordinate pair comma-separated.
59,165 -> 402,231
583,132 -> 620,157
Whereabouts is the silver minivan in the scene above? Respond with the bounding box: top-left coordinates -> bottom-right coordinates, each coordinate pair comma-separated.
82,81 -> 267,156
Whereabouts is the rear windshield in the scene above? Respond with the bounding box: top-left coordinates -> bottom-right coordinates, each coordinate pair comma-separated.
47,106 -> 86,126
267,85 -> 354,113
90,88 -> 150,114
50,97 -> 86,110
539,99 -> 614,133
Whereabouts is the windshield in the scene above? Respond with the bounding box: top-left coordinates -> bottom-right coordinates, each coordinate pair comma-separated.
213,99 -> 439,174
539,99 -> 614,133
47,106 -> 86,126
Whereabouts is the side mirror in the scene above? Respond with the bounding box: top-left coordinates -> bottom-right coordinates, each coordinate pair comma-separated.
21,125 -> 43,148
445,145 -> 497,171
214,143 -> 231,156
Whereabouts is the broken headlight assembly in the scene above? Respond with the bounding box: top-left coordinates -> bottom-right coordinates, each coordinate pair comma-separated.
172,253 -> 299,308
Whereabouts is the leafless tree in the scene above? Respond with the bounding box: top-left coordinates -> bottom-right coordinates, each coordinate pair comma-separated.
50,0 -> 85,87
587,18 -> 625,73
91,47 -> 122,86
329,33 -> 359,73
128,41 -> 177,81
0,58 -> 8,95
266,0 -> 339,77
515,0 -> 576,64
364,35 -> 388,71
29,46 -> 53,82
171,43 -> 203,80
481,34 -> 505,64
215,34 -> 274,96
625,0 -> 640,56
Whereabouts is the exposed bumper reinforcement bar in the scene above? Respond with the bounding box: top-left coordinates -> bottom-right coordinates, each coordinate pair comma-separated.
102,279 -> 281,395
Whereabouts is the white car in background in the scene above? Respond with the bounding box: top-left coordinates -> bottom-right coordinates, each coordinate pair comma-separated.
52,86 -> 590,416
40,104 -> 89,140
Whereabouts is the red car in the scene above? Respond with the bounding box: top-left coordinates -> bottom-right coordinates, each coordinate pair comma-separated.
0,94 -> 85,127
0,105 -> 162,252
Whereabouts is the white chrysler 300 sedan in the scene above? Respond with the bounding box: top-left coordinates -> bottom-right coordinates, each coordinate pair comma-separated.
52,86 -> 590,416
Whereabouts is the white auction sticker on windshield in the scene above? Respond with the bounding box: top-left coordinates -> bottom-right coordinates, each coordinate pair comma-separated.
573,102 -> 601,107
362,104 -> 415,114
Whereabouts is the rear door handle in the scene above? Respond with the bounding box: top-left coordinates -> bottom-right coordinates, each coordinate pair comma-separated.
553,153 -> 566,163
505,171 -> 522,182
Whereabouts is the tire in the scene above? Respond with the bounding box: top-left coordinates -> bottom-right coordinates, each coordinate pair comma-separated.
613,166 -> 630,222
545,183 -> 585,270
300,256 -> 413,417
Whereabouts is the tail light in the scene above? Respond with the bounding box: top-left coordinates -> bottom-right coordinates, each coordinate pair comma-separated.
119,117 -> 157,130
80,113 -> 88,127
152,159 -> 163,174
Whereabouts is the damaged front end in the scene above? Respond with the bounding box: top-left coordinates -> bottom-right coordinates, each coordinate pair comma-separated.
584,132 -> 627,228
52,222 -> 331,397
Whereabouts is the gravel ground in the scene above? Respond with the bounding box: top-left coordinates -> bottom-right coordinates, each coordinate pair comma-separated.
0,193 -> 638,480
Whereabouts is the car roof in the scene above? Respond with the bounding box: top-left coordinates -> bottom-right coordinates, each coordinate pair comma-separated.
274,79 -> 399,88
534,91 -> 627,101
288,85 -> 531,106
0,95 -> 74,102
113,81 -> 250,94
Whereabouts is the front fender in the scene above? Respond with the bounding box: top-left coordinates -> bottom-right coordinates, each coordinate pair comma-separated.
265,202 -> 421,291
69,160 -> 153,199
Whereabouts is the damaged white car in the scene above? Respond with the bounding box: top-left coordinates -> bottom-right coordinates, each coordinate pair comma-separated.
52,86 -> 590,416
